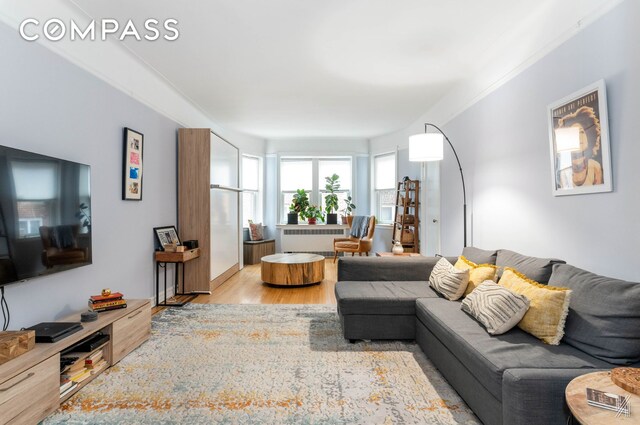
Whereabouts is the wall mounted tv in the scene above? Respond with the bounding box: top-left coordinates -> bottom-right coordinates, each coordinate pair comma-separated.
0,145 -> 91,287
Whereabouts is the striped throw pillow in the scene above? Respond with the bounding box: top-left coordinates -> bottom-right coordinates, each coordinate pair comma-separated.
429,257 -> 470,300
461,281 -> 530,335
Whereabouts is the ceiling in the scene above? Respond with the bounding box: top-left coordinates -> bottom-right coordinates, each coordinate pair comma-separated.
69,0 -> 611,139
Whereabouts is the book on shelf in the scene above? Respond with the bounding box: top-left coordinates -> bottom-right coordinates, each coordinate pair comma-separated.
85,350 -> 104,368
59,378 -> 73,393
89,359 -> 107,374
89,292 -> 124,303
70,369 -> 92,384
88,298 -> 127,310
60,382 -> 78,398
586,388 -> 630,414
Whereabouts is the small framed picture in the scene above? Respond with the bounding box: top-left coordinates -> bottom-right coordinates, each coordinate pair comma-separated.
123,127 -> 144,200
153,226 -> 181,250
547,80 -> 612,196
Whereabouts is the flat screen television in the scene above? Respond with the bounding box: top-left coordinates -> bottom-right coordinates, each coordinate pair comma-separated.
0,145 -> 92,287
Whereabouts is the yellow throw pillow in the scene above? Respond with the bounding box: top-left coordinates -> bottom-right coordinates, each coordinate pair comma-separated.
454,256 -> 498,296
498,268 -> 571,345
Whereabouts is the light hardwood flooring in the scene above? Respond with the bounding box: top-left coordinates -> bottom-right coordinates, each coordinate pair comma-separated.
154,260 -> 337,314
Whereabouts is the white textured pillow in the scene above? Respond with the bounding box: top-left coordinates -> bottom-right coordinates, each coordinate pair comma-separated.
461,280 -> 530,335
429,257 -> 470,301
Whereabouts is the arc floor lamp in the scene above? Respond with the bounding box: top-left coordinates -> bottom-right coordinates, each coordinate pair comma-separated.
409,123 -> 467,247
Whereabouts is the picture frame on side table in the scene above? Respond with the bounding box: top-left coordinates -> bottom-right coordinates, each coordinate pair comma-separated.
547,80 -> 612,196
123,127 -> 144,200
153,226 -> 181,250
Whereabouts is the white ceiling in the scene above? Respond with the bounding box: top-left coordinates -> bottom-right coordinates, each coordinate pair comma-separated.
68,0 -> 615,139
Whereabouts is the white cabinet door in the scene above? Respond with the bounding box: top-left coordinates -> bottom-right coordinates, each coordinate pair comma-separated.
210,133 -> 240,281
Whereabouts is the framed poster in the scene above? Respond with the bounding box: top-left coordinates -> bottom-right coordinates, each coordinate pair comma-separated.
153,226 -> 181,250
123,127 -> 144,200
547,80 -> 612,196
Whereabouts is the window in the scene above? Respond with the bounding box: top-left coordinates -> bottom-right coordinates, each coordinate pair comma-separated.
279,157 -> 352,222
318,159 -> 351,212
11,160 -> 59,238
241,155 -> 262,227
373,153 -> 396,224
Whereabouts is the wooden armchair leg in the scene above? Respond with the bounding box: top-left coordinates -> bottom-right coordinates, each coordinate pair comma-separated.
365,252 -> 369,256
351,253 -> 354,256
333,251 -> 338,263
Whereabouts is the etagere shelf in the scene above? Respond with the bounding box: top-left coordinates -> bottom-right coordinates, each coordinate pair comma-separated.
392,179 -> 420,253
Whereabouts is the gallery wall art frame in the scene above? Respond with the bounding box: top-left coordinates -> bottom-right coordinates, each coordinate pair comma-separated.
123,127 -> 144,200
153,225 -> 181,250
547,80 -> 612,196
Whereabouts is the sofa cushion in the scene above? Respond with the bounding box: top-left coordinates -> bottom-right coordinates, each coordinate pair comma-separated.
549,263 -> 640,365
415,297 -> 611,402
335,281 -> 438,315
499,269 -> 571,345
455,256 -> 498,296
496,249 -> 565,283
429,257 -> 469,300
462,246 -> 498,265
461,280 -> 530,335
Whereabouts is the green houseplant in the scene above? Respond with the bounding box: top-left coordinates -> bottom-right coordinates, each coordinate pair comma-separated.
304,205 -> 324,225
341,196 -> 356,225
288,189 -> 309,224
324,173 -> 340,225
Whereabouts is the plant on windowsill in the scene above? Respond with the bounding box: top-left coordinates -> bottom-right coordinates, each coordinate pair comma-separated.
288,189 -> 309,225
340,196 -> 356,225
324,173 -> 340,225
304,205 -> 324,225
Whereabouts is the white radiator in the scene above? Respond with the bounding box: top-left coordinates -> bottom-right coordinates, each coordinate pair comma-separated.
278,225 -> 349,256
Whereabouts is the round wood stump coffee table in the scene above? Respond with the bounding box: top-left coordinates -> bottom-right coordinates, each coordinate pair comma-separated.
566,371 -> 639,424
261,253 -> 325,286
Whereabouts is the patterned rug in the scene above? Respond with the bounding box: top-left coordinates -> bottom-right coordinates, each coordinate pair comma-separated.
45,304 -> 479,424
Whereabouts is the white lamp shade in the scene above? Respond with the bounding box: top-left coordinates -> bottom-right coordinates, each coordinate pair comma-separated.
554,127 -> 581,152
409,133 -> 444,162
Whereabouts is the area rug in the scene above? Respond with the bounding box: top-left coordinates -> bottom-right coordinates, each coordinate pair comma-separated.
45,304 -> 480,424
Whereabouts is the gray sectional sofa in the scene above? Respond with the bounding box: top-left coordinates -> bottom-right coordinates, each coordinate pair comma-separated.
334,248 -> 640,425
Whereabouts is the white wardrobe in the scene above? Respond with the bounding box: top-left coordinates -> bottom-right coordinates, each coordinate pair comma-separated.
178,128 -> 240,292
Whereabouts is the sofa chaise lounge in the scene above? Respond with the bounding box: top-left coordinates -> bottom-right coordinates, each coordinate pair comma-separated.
334,248 -> 640,425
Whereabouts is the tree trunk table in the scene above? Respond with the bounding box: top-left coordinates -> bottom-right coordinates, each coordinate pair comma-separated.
261,253 -> 325,286
566,371 -> 639,424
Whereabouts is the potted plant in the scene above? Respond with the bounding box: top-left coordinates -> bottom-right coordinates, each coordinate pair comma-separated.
304,205 -> 324,225
75,202 -> 91,232
288,189 -> 309,224
341,196 -> 356,225
324,173 -> 340,225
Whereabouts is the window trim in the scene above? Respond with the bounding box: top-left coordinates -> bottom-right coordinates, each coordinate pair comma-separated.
241,154 -> 263,227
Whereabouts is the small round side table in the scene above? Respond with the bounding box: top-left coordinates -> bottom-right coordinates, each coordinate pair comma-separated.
566,371 -> 639,424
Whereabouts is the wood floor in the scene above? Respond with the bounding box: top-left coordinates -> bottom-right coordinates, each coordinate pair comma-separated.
194,261 -> 337,305
154,260 -> 337,314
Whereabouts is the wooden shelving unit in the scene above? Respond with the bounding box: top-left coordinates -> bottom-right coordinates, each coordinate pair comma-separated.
392,179 -> 420,253
59,340 -> 110,403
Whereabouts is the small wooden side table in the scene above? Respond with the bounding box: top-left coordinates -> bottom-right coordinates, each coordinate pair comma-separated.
154,248 -> 200,307
261,253 -> 324,286
566,371 -> 639,424
376,252 -> 422,257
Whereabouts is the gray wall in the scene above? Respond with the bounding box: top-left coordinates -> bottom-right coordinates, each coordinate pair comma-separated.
439,0 -> 638,280
0,23 -> 180,328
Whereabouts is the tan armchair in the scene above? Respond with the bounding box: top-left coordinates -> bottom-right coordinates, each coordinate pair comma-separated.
333,216 -> 376,263
39,225 -> 89,268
